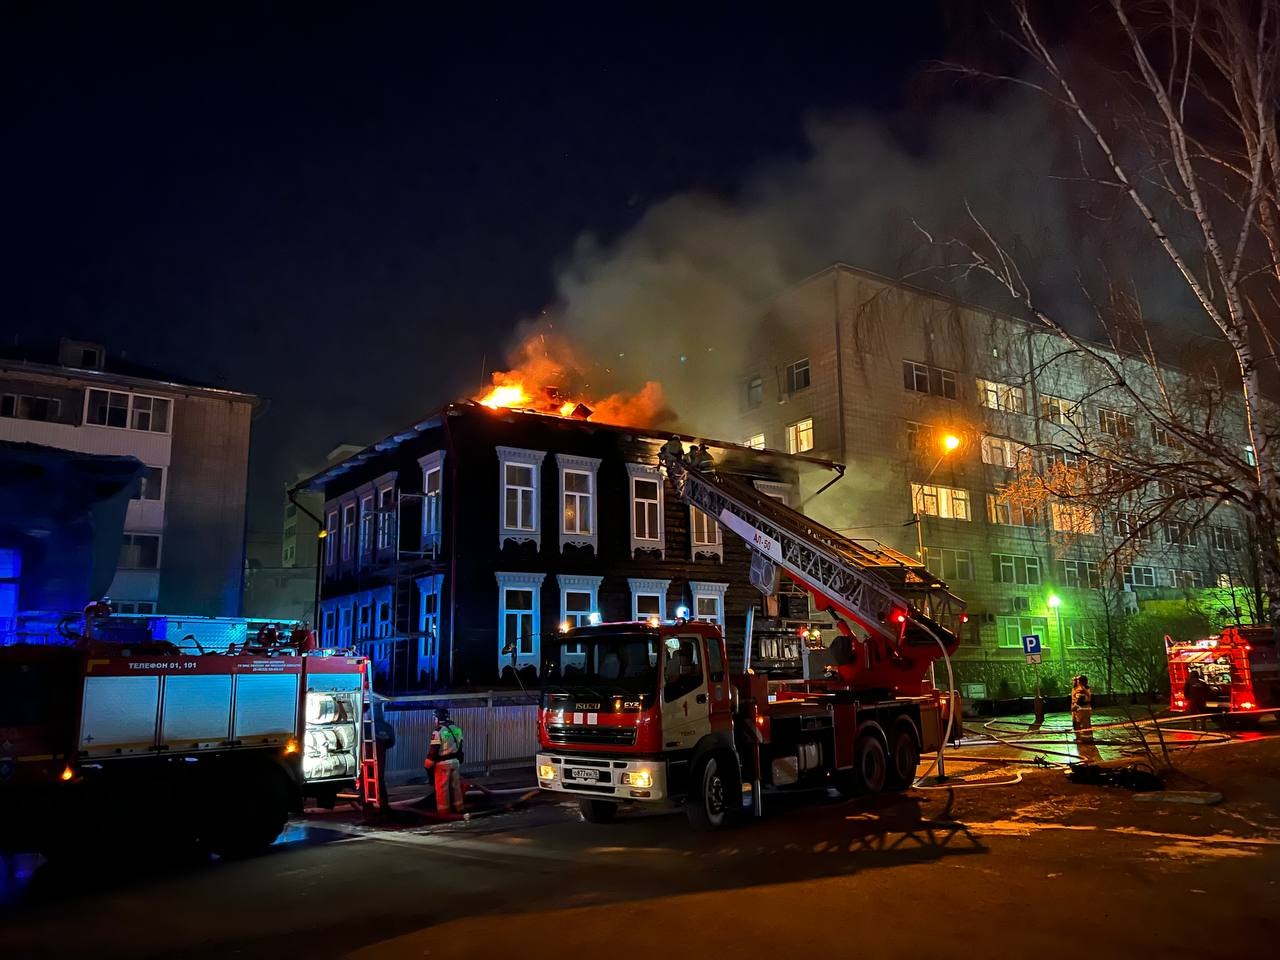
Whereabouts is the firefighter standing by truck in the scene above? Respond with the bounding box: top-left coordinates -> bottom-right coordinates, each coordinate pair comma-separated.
424,707 -> 465,815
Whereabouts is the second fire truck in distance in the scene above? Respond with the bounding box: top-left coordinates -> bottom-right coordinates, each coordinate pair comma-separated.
536,455 -> 966,829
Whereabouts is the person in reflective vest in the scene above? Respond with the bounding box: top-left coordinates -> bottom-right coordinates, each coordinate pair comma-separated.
424,707 -> 464,815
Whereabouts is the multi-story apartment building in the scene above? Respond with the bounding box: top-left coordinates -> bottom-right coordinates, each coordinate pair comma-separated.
726,264 -> 1255,695
296,402 -> 828,691
0,338 -> 257,616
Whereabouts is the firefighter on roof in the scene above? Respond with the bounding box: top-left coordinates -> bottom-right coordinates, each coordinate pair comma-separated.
424,707 -> 465,816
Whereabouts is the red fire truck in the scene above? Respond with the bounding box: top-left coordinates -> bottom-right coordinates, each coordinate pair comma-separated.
0,639 -> 374,858
1167,626 -> 1279,717
536,456 -> 965,829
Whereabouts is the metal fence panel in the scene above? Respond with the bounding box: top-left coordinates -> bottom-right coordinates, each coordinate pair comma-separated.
382,693 -> 538,783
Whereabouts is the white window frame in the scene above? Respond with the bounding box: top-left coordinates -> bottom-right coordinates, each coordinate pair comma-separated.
133,465 -> 164,502
785,358 -> 811,393
340,498 -> 356,564
1039,394 -> 1082,429
689,580 -> 729,625
754,480 -> 794,506
555,453 -> 601,553
1051,500 -> 1098,535
373,586 -> 393,638
744,433 -> 766,450
83,389 -> 172,434
627,463 -> 665,558
912,482 -> 971,521
997,615 -> 1049,648
118,533 -> 162,570
924,546 -> 973,581
976,379 -> 1026,414
785,418 -> 814,454
992,553 -> 1042,585
629,577 -> 671,621
689,506 -> 723,561
418,451 -> 446,552
558,574 -> 602,657
358,491 -> 375,565
1123,564 -> 1157,588
1059,558 -> 1101,589
1098,407 -> 1136,438
495,571 -> 545,672
323,507 -> 338,568
498,446 -> 546,549
903,360 -> 957,399
338,602 -> 354,646
415,573 -> 444,683
980,435 -> 1025,469
987,494 -> 1040,527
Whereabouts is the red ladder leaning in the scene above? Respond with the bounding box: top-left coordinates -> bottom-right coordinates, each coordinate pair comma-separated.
358,663 -> 381,808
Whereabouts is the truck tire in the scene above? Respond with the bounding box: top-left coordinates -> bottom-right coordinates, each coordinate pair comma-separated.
578,798 -> 618,823
854,731 -> 888,795
886,723 -> 921,791
208,766 -> 290,858
686,752 -> 740,831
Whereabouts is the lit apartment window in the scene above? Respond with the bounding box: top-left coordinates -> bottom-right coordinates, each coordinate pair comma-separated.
997,615 -> 1048,648
1044,448 -> 1081,471
786,418 -> 814,454
1210,525 -> 1243,552
495,571 -> 545,671
987,494 -> 1040,528
1051,501 -> 1097,535
1,394 -> 62,422
324,510 -> 338,566
1122,564 -> 1157,588
980,435 -> 1025,469
924,546 -> 973,581
628,464 -> 664,558
913,483 -> 971,520
1059,559 -> 1101,589
902,360 -> 957,399
629,577 -> 671,621
133,466 -> 163,501
558,574 -> 602,657
785,358 -> 811,393
498,447 -> 546,548
341,503 -> 356,562
1097,407 -> 1136,438
556,454 -> 600,552
745,433 -> 765,450
976,379 -> 1026,414
1039,395 -> 1081,428
746,376 -> 763,409
992,553 -> 1041,585
119,534 -> 161,569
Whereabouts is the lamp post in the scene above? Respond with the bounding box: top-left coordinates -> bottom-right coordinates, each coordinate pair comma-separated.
912,433 -> 962,563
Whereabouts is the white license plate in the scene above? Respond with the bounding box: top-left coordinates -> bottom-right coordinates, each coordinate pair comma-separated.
568,768 -> 600,782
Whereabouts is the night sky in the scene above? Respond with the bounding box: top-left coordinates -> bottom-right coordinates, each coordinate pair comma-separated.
4,3 -> 978,532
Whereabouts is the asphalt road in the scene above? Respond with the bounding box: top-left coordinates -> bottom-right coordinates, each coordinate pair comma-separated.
3,730 -> 1279,960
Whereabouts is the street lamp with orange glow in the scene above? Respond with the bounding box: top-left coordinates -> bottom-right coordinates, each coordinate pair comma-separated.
912,432 -> 962,564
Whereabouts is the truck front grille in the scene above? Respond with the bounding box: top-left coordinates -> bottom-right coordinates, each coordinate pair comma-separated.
545,724 -> 637,746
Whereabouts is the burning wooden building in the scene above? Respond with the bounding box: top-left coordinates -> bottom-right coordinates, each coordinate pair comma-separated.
293,399 -> 837,690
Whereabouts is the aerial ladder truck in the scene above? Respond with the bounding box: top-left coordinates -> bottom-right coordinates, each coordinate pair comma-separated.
536,454 -> 967,829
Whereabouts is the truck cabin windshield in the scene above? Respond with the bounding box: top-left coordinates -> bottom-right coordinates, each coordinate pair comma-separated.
546,631 -> 659,698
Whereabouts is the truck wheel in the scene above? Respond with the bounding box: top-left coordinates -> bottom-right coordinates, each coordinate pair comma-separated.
854,732 -> 888,795
209,767 -> 289,858
686,752 -> 740,831
886,724 -> 921,791
578,798 -> 618,823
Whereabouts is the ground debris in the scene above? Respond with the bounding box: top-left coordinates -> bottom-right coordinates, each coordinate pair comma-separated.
1133,791 -> 1223,806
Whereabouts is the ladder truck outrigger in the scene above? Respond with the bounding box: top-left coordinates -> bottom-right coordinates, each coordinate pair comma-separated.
536,453 -> 968,829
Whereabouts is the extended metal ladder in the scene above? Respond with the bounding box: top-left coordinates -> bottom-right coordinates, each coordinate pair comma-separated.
358,664 -> 381,809
662,455 -> 963,644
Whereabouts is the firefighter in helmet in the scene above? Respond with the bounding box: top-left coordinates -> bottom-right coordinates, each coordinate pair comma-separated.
424,707 -> 465,816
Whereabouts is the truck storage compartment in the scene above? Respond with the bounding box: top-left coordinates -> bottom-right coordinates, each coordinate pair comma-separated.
232,672 -> 299,746
79,675 -> 160,756
161,674 -> 232,750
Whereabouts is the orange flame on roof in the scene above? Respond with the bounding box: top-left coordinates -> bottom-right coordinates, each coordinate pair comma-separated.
475,332 -> 673,428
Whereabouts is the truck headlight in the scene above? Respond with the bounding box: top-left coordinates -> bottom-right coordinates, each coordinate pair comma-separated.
538,763 -> 557,780
621,769 -> 653,788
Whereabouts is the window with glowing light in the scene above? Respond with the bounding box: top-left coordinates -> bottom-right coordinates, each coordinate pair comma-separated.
912,482 -> 971,521
628,464 -> 665,557
980,435 -> 1026,469
744,433 -> 765,450
786,418 -> 814,454
1051,501 -> 1097,535
987,494 -> 1040,527
976,379 -> 1026,414
555,454 -> 600,552
690,507 -> 722,561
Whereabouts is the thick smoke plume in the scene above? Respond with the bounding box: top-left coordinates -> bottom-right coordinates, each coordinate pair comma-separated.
496,87 -> 1195,438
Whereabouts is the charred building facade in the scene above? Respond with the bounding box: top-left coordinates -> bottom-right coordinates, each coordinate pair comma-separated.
297,402 -> 833,691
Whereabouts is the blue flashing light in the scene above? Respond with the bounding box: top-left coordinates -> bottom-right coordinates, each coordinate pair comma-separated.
587,611 -> 602,626
675,605 -> 690,620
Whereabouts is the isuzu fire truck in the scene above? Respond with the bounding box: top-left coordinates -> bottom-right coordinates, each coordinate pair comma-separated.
536,456 -> 966,829
0,633 -> 375,858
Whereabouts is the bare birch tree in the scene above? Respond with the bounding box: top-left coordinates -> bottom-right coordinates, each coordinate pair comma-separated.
933,0 -> 1280,625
